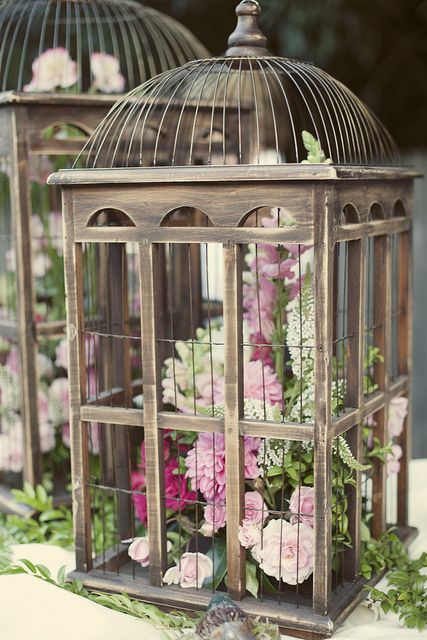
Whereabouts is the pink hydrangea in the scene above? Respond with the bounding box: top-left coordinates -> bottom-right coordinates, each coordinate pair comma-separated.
163,552 -> 213,589
388,397 -> 408,439
254,519 -> 314,585
24,48 -> 78,92
185,433 -> 261,502
289,486 -> 315,527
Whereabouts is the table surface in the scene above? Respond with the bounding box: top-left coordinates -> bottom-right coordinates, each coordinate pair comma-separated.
1,459 -> 427,640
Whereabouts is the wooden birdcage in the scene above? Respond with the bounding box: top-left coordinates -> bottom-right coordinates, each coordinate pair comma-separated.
0,0 -> 208,512
49,1 -> 418,636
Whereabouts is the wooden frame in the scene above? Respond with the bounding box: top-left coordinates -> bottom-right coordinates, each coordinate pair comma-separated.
0,93 -> 117,511
49,163 -> 417,638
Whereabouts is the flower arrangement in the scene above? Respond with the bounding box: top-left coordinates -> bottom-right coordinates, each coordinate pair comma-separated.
122,133 -> 408,597
23,48 -> 125,94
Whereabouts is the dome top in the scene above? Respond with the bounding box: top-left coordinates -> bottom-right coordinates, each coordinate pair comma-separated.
82,0 -> 399,167
0,0 -> 209,94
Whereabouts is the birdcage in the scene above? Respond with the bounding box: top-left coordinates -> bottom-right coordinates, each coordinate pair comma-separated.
0,0 -> 208,511
48,1 -> 417,636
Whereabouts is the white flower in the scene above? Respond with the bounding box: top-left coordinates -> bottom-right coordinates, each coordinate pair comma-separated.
24,48 -> 78,93
90,53 -> 125,94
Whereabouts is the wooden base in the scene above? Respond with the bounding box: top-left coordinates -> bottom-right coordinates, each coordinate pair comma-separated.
68,525 -> 417,639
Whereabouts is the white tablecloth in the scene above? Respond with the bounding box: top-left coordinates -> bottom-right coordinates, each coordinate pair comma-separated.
1,459 -> 427,640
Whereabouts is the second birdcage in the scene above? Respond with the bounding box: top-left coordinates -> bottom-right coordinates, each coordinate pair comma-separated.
0,0 -> 208,511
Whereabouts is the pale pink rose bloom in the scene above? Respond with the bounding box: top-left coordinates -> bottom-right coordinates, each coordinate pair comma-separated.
238,521 -> 262,549
90,53 -> 125,93
289,486 -> 315,527
55,339 -> 69,370
33,252 -> 52,278
244,491 -> 268,524
388,397 -> 408,439
37,353 -> 54,379
200,503 -> 227,536
163,552 -> 213,589
126,537 -> 150,567
255,519 -> 314,585
38,391 -> 50,425
24,48 -> 78,93
387,443 -> 403,476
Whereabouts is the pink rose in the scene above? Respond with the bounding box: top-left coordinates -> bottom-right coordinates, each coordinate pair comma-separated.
254,519 -> 314,585
289,486 -> 315,527
24,48 -> 78,93
126,537 -> 150,567
200,503 -> 227,536
90,53 -> 125,94
238,521 -> 262,549
163,552 -> 213,589
244,491 -> 268,524
388,397 -> 408,439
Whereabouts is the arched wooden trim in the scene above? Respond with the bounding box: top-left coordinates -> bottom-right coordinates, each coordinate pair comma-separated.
238,206 -> 293,228
392,199 -> 407,218
339,203 -> 360,225
41,121 -> 93,140
159,207 -> 214,228
369,202 -> 385,221
87,208 -> 136,228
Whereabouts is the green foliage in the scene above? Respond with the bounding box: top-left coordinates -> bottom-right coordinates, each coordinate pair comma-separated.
301,131 -> 332,164
360,530 -> 408,580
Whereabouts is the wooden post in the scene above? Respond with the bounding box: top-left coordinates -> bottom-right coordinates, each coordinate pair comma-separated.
313,184 -> 334,615
397,230 -> 412,527
371,235 -> 391,539
9,107 -> 41,487
344,239 -> 366,579
139,241 -> 167,587
223,241 -> 246,601
62,190 -> 92,572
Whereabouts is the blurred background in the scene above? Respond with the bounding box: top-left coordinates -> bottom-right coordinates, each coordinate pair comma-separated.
141,0 -> 427,456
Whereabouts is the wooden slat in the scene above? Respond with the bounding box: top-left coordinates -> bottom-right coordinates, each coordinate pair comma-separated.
371,235 -> 391,539
81,406 -> 144,427
239,419 -> 314,441
223,242 -> 246,600
343,239 -> 366,579
332,409 -> 359,437
63,191 -> 92,572
312,184 -> 334,615
335,218 -> 410,242
36,319 -> 67,338
9,108 -> 41,487
47,164 -> 420,186
75,226 -> 313,246
139,242 -> 167,587
397,230 -> 412,527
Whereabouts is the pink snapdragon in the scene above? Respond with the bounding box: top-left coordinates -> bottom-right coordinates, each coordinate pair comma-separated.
24,48 -> 78,92
289,486 -> 315,527
244,361 -> 283,406
253,519 -> 314,585
388,396 -> 408,439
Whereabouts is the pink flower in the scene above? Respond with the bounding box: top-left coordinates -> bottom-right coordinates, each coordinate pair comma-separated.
48,377 -> 69,425
6,347 -> 19,374
250,332 -> 274,368
132,471 -> 147,524
387,444 -> 403,476
90,53 -> 125,93
244,360 -> 283,406
244,491 -> 268,524
200,503 -> 227,536
388,397 -> 408,439
185,433 -> 260,502
24,48 -> 78,92
254,519 -> 314,585
195,372 -> 225,407
239,521 -> 262,549
243,276 -> 276,341
163,552 -> 213,589
164,458 -> 197,512
125,536 -> 171,568
55,340 -> 69,370
289,486 -> 315,527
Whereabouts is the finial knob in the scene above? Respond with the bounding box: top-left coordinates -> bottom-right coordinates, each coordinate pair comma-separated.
225,0 -> 270,57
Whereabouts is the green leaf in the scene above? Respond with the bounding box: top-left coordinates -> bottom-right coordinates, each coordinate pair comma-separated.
205,539 -> 227,590
246,561 -> 259,598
